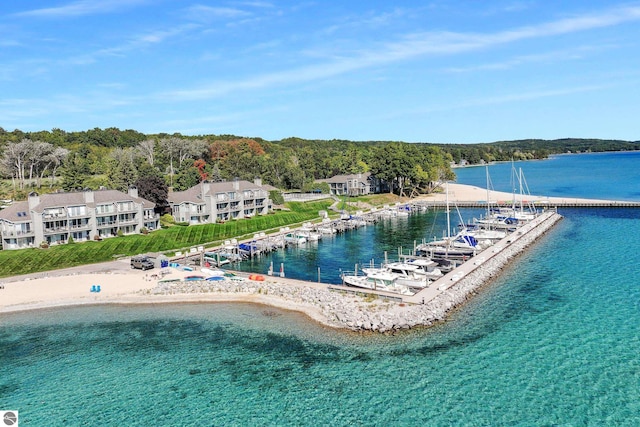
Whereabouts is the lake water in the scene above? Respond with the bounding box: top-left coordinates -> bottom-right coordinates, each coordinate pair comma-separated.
2,152 -> 640,426
454,151 -> 640,201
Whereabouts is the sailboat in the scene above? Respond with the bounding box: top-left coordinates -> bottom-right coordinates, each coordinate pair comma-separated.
467,166 -> 512,237
491,163 -> 538,222
415,182 -> 478,260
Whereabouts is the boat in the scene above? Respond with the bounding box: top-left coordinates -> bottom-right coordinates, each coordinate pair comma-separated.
341,270 -> 414,295
361,262 -> 430,289
284,232 -> 306,245
295,225 -> 322,241
494,163 -> 539,222
316,219 -> 336,235
416,235 -> 478,260
461,223 -> 507,246
201,268 -> 225,277
404,258 -> 444,280
183,275 -> 206,281
415,182 -> 479,260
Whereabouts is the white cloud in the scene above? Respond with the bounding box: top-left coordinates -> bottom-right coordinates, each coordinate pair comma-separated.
14,0 -> 148,18
66,23 -> 200,64
184,5 -> 251,22
162,4 -> 640,101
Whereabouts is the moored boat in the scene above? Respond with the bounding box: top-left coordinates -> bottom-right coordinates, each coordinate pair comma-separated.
341,270 -> 414,295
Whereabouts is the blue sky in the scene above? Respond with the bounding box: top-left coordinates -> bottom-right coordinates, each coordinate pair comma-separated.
1,1 -> 639,143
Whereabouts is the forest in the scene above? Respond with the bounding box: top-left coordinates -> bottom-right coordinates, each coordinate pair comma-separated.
0,126 -> 638,206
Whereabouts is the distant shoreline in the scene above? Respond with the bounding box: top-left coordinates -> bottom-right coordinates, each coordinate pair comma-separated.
451,149 -> 640,169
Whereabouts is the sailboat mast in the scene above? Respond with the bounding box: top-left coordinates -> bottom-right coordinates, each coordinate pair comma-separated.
519,168 -> 524,213
485,165 -> 490,218
446,181 -> 451,238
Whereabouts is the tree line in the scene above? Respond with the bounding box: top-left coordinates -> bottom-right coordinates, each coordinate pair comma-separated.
0,127 -> 637,206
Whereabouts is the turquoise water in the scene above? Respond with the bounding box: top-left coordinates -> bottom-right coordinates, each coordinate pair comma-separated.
2,153 -> 640,426
232,209 -> 485,284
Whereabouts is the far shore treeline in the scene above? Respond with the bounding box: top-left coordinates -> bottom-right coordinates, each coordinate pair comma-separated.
0,126 -> 638,204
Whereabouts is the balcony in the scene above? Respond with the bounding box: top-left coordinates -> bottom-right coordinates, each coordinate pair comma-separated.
118,217 -> 138,225
117,204 -> 136,213
44,226 -> 68,233
97,221 -> 117,228
43,213 -> 66,220
69,223 -> 91,230
68,211 -> 91,218
1,229 -> 35,237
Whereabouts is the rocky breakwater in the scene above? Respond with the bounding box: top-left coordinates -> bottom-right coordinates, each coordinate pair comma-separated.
145,211 -> 562,333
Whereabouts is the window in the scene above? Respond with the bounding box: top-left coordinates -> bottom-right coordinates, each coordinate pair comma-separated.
68,205 -> 87,217
96,204 -> 114,214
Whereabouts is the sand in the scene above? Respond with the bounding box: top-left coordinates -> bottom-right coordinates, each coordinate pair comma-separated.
419,182 -> 617,204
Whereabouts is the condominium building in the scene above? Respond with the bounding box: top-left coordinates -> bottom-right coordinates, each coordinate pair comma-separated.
0,187 -> 159,250
314,172 -> 383,196
168,179 -> 272,224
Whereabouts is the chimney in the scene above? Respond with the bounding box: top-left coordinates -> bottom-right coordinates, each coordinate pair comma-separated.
28,192 -> 40,210
254,178 -> 262,187
84,189 -> 94,204
128,186 -> 138,198
233,179 -> 239,190
202,181 -> 210,198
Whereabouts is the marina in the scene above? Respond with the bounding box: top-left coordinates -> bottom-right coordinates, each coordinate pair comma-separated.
147,182 -> 566,333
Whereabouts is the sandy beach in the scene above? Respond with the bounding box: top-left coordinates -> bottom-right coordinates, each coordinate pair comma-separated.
0,183 -> 595,322
420,182 -> 618,205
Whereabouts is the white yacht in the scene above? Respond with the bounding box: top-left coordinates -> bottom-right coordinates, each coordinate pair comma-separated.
341,270 -> 414,295
361,262 -> 430,289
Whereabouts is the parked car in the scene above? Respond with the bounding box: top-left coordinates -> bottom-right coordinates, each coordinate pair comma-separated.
131,256 -> 154,270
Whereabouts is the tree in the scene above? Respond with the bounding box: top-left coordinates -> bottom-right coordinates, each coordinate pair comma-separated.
158,137 -> 182,187
369,142 -> 414,195
0,139 -> 31,189
106,148 -> 137,192
41,147 -> 70,187
158,137 -> 208,187
173,164 -> 201,191
136,139 -> 156,166
193,159 -> 208,181
135,175 -> 169,212
61,152 -> 90,191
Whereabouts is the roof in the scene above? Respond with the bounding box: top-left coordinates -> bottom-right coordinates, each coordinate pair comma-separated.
0,201 -> 30,223
0,189 -> 156,223
315,172 -> 372,184
168,180 -> 269,204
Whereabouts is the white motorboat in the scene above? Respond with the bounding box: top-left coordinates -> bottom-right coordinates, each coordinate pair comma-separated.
296,225 -> 322,241
341,270 -> 414,295
361,262 -> 430,289
404,258 -> 444,280
284,232 -> 306,245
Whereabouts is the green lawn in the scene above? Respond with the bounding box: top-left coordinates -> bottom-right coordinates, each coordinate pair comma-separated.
0,200 -> 333,278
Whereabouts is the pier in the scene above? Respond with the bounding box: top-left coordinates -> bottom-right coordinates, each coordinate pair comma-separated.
423,200 -> 640,208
